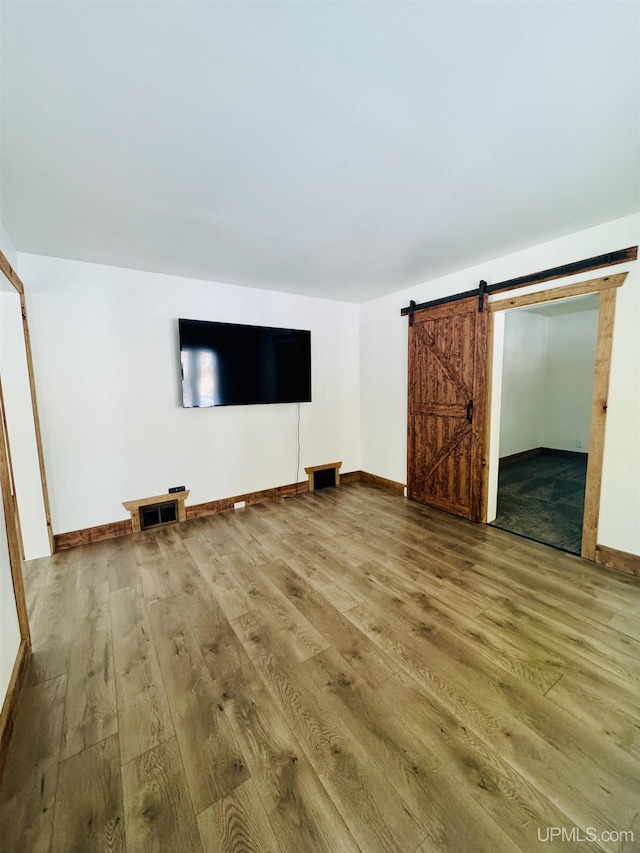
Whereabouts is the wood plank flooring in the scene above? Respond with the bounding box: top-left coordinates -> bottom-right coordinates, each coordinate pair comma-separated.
1,483 -> 639,852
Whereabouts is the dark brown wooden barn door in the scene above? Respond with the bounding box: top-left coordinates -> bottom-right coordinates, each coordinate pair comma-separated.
407,295 -> 487,520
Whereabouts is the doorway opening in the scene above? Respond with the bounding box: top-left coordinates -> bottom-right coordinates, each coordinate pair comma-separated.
488,293 -> 600,554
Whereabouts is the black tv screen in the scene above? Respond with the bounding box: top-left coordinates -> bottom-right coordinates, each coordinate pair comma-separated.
179,319 -> 311,407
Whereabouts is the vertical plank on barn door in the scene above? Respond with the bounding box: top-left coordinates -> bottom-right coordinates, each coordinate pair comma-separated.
407,295 -> 487,521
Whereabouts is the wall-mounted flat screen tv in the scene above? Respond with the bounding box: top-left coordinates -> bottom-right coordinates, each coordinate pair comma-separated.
179,319 -> 311,408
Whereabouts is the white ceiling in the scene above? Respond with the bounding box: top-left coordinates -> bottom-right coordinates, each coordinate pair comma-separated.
1,1 -> 638,303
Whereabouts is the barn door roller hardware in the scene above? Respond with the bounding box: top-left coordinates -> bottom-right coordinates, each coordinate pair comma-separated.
478,280 -> 487,312
400,246 -> 637,319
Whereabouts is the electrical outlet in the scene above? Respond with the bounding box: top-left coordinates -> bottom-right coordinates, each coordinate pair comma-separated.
168,485 -> 186,493
575,440 -> 583,449
234,501 -> 246,509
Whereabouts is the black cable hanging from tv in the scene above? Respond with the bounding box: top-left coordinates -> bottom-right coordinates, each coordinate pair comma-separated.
295,401 -> 301,496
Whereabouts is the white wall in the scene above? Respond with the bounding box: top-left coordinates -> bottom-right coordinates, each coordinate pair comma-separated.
0,226 -> 22,712
498,307 -> 599,456
19,255 -> 361,534
542,309 -> 598,452
498,311 -> 548,457
360,213 -> 640,556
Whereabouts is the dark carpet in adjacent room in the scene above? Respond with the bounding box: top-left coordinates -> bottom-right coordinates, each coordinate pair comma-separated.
490,452 -> 588,555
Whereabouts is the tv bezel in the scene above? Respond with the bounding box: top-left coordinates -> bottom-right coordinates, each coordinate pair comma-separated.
178,318 -> 312,408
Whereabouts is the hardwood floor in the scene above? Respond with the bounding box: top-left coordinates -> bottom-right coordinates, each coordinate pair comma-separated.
1,483 -> 639,852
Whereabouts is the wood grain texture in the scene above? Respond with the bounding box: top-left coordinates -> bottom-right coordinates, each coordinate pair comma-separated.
227,558 -> 332,662
232,609 -> 425,852
122,491 -> 190,512
185,481 -> 308,520
487,248 -> 636,293
0,673 -> 66,853
0,375 -> 31,645
52,734 -> 125,853
197,779 -> 279,853
107,537 -> 140,592
0,373 -> 24,561
25,550 -> 77,685
75,540 -> 111,590
595,543 -> 640,577
216,663 -> 360,852
408,295 -> 487,520
147,596 -> 250,814
259,558 -> 395,687
359,470 -> 405,495
304,461 -> 341,490
60,581 -> 118,760
488,271 -> 627,312
0,248 -> 24,293
123,491 -> 189,533
170,585 -> 250,682
55,519 -> 132,551
0,638 -> 30,783
110,583 -> 174,765
121,737 -> 202,853
582,288 -> 617,560
4,483 -> 640,851
49,472 -> 384,550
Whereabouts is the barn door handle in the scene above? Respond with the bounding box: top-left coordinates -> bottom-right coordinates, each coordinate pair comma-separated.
466,400 -> 473,423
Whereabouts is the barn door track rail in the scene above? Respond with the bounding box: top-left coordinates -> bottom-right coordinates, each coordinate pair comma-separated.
401,246 -> 637,317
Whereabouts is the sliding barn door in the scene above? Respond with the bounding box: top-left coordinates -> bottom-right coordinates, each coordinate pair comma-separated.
407,295 -> 487,521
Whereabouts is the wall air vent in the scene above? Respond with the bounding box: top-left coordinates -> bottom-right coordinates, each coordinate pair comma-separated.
139,500 -> 178,531
123,490 -> 190,533
304,462 -> 343,491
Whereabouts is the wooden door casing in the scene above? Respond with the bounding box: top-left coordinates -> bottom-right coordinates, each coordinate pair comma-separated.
407,296 -> 487,521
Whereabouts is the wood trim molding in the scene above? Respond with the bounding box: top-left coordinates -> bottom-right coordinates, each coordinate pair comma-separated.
0,384 -> 31,646
340,471 -> 362,485
19,293 -> 55,553
53,473 -> 384,548
594,544 -> 640,578
0,251 -> 24,294
480,311 -> 494,522
123,491 -> 189,533
485,268 -> 623,565
186,481 -> 308,519
359,471 -> 405,496
304,461 -> 342,491
0,638 -> 30,783
488,272 -> 627,313
122,491 -> 190,513
56,481 -> 312,547
0,251 -> 54,553
54,519 -> 133,551
581,288 -> 617,561
304,462 -> 343,474
0,376 -> 24,561
401,248 -> 636,318
487,247 -> 636,294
